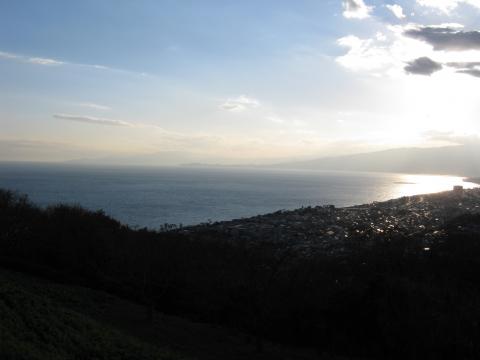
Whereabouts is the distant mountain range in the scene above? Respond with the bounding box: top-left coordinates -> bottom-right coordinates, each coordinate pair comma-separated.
68,144 -> 480,177
273,145 -> 480,177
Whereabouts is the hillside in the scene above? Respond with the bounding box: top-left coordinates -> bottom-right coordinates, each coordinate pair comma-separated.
0,269 -> 185,360
0,268 -> 324,360
275,145 -> 480,176
3,188 -> 480,358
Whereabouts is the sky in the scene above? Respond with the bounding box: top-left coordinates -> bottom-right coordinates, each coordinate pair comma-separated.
1,0 -> 480,164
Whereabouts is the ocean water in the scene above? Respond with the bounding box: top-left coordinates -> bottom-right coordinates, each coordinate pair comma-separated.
0,163 -> 477,229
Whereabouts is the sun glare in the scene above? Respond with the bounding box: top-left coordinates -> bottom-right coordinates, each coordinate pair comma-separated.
393,174 -> 479,198
402,72 -> 479,136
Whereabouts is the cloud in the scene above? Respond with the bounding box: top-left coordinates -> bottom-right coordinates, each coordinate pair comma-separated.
417,0 -> 480,13
27,57 -> 64,66
457,68 -> 480,77
337,21 -> 480,79
405,25 -> 480,51
0,49 -> 148,77
342,0 -> 373,19
53,114 -> 132,127
220,95 -> 260,112
376,32 -> 387,41
0,50 -> 64,66
338,32 -> 480,78
78,102 -> 111,111
447,61 -> 480,77
405,56 -> 443,75
0,51 -> 19,60
386,4 -> 406,19
266,115 -> 286,124
447,61 -> 480,68
336,35 -> 399,72
423,130 -> 480,145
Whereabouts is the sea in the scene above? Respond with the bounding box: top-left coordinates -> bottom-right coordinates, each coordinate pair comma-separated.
0,162 -> 478,229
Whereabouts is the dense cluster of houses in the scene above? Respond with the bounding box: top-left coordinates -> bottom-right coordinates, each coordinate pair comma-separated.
185,187 -> 480,255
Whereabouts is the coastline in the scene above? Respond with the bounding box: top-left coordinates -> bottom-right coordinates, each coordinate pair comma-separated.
1,162 -> 476,229
466,177 -> 480,185
184,187 -> 480,255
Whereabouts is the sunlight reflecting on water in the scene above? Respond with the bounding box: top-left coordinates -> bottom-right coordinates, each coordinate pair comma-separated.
391,174 -> 479,199
1,163 -> 479,227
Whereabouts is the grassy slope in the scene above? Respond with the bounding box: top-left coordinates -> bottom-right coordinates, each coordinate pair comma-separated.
0,268 -> 186,360
0,268 -> 325,360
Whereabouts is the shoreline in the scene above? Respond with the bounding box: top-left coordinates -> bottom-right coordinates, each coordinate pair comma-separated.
191,185 -> 480,227
466,177 -> 480,185
184,187 -> 480,255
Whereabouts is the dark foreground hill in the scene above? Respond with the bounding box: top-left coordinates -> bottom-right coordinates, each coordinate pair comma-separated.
0,268 -> 324,360
0,268 -> 185,360
2,188 -> 480,359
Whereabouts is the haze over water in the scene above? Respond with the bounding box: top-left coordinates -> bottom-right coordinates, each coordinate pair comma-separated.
0,163 -> 477,229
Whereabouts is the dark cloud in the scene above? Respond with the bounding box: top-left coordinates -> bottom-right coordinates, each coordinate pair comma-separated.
447,61 -> 480,69
446,62 -> 480,78
405,26 -> 480,51
457,68 -> 480,77
404,57 -> 442,76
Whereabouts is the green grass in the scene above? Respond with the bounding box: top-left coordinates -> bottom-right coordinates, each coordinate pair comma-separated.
0,269 -> 187,360
0,269 -> 328,360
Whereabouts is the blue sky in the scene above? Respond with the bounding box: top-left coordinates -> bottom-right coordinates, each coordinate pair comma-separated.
1,0 -> 480,164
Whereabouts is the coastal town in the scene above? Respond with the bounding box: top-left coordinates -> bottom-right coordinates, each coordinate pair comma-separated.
184,185 -> 480,255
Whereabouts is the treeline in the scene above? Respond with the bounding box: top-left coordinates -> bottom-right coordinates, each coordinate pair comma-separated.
2,189 -> 480,359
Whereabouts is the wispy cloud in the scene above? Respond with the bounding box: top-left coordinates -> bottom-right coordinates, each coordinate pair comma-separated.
28,57 -> 64,65
77,102 -> 111,111
456,67 -> 480,77
0,49 -> 148,76
0,51 -> 64,66
53,113 -> 176,131
220,95 -> 260,112
342,0 -> 373,19
0,51 -> 19,60
53,114 -> 132,127
266,115 -> 286,124
446,61 -> 480,77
